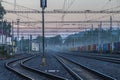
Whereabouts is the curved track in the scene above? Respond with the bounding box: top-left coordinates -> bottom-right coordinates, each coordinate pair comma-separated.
6,55 -> 67,80
55,55 -> 116,80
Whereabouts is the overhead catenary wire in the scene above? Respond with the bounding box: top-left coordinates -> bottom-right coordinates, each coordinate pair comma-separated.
61,0 -> 76,21
85,0 -> 112,21
84,0 -> 120,23
2,0 -> 120,37
101,0 -> 112,10
2,0 -> 39,11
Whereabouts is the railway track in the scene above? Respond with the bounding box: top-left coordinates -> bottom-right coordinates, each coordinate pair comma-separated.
5,55 -> 67,80
72,54 -> 120,64
62,52 -> 120,64
55,55 -> 116,80
78,53 -> 120,59
62,51 -> 120,58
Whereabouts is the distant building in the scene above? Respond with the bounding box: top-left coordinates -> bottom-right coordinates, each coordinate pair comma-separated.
32,41 -> 41,52
0,35 -> 6,44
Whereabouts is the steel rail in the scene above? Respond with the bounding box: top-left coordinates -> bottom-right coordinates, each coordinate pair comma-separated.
55,55 -> 116,80
5,55 -> 67,80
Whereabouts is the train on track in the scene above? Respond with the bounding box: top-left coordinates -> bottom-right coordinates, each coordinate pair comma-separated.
68,42 -> 120,54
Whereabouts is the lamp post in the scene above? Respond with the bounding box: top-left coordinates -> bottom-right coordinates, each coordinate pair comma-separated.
40,0 -> 47,66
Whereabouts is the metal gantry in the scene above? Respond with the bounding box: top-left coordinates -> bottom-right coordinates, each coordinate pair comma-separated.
6,10 -> 120,14
8,20 -> 120,24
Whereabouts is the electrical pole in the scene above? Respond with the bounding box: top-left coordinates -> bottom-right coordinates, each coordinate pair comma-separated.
0,1 -> 3,44
17,19 -> 20,53
98,22 -> 102,53
14,0 -> 16,10
21,36 -> 24,54
91,24 -> 93,44
110,16 -> 112,30
1,16 -> 4,44
110,16 -> 113,53
28,34 -> 30,54
30,35 -> 32,54
29,35 -> 30,54
11,21 -> 14,55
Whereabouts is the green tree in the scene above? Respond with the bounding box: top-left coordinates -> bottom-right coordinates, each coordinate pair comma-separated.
46,35 -> 62,46
6,22 -> 11,36
0,2 -> 6,19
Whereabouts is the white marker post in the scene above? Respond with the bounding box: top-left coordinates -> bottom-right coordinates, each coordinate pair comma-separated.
40,0 -> 47,66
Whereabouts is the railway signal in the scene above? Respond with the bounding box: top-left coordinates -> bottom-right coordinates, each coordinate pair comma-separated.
40,0 -> 47,66
41,0 -> 47,8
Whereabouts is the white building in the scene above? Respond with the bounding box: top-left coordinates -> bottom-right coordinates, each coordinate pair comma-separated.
0,35 -> 6,44
32,42 -> 41,51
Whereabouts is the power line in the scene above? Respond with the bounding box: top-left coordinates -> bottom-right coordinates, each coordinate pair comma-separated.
61,0 -> 76,21
2,0 -> 39,11
101,0 -> 112,10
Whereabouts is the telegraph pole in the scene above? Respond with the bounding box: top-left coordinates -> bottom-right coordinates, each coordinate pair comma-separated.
40,0 -> 47,66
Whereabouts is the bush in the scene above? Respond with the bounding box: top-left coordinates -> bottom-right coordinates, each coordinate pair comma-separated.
0,45 -> 7,57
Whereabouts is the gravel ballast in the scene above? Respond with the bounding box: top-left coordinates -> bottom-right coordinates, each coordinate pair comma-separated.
0,54 -> 29,80
25,52 -> 74,80
61,53 -> 120,80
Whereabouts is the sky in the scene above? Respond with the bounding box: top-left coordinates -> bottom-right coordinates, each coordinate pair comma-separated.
2,0 -> 119,22
2,0 -> 119,10
1,0 -> 120,38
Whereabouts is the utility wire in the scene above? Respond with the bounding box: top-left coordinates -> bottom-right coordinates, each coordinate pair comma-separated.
101,0 -> 111,10
61,0 -> 76,22
86,0 -> 114,22
2,0 -> 39,11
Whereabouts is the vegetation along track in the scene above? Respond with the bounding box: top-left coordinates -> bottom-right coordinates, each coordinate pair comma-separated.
5,55 -> 67,80
55,55 -> 116,80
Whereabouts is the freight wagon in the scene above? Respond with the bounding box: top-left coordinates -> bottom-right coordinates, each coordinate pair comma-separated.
68,42 -> 120,54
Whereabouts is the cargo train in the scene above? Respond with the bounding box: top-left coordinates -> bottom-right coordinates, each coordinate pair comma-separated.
68,42 -> 120,54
